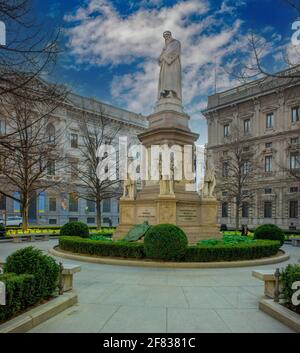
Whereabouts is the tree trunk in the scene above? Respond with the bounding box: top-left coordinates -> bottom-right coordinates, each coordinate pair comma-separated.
235,202 -> 240,234
21,192 -> 29,232
96,196 -> 102,231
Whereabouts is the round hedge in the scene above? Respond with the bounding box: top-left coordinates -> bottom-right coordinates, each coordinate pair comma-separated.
144,224 -> 188,261
4,247 -> 59,301
254,224 -> 285,245
60,221 -> 89,238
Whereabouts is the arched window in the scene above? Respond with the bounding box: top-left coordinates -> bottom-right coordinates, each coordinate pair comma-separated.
46,123 -> 55,144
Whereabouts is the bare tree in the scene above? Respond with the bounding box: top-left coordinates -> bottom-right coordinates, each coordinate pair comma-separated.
0,0 -> 61,98
229,1 -> 300,83
216,124 -> 260,231
75,112 -> 124,230
0,91 -> 65,231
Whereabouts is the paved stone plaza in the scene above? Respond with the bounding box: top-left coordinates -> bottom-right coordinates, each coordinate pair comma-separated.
0,240 -> 298,333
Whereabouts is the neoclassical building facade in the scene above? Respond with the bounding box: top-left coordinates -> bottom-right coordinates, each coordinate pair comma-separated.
203,72 -> 300,231
0,92 -> 147,226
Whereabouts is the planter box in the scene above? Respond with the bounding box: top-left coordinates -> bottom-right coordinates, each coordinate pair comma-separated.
259,298 -> 300,333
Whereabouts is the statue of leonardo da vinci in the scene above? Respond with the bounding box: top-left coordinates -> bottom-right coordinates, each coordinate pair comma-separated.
158,31 -> 182,101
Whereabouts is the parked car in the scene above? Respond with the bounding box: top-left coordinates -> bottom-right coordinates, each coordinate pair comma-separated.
0,224 -> 5,236
0,216 -> 23,227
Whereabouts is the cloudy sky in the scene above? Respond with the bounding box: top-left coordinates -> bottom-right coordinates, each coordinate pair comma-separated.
35,0 -> 299,144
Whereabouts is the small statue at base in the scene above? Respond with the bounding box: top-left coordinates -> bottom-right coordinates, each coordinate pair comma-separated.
123,174 -> 136,200
159,160 -> 175,196
202,155 -> 216,198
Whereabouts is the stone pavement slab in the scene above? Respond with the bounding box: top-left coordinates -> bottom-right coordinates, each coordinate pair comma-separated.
0,240 -> 297,332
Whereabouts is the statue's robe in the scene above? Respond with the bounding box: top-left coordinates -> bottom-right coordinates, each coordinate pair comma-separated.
158,39 -> 182,100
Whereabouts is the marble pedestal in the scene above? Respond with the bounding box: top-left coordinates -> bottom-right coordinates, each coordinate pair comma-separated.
114,105 -> 220,244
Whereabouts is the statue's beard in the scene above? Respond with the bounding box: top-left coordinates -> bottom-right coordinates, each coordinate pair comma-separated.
165,37 -> 172,46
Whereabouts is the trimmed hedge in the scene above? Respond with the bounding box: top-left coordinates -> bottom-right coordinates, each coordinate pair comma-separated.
0,273 -> 36,323
281,264 -> 300,314
185,240 -> 281,262
4,247 -> 59,301
60,221 -> 89,238
144,224 -> 188,261
254,224 -> 285,245
59,236 -> 281,263
59,236 -> 145,259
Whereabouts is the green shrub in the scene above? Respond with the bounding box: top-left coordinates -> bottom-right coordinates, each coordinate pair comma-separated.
59,236 -> 145,259
200,235 -> 254,246
59,236 -> 281,263
281,264 -> 300,314
185,240 -> 281,262
144,224 -> 188,261
4,247 -> 59,300
60,221 -> 89,238
0,273 -> 36,323
90,234 -> 113,241
254,224 -> 285,245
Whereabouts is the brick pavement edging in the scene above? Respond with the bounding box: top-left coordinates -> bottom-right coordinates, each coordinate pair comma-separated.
0,290 -> 78,333
49,246 -> 290,269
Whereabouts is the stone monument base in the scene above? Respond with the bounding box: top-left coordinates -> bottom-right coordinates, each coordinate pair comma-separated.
114,104 -> 220,245
114,190 -> 221,244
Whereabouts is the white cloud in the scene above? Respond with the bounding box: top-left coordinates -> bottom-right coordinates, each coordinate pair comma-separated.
64,0 -> 281,121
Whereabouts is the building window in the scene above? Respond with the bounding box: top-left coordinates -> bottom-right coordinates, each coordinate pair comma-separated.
0,195 -> 6,210
242,161 -> 251,175
221,202 -> 228,218
49,219 -> 57,225
87,217 -> 95,224
265,142 -> 272,148
242,202 -> 249,218
291,137 -> 299,145
290,200 -> 298,218
86,199 -> 95,213
264,188 -> 272,194
266,113 -> 274,129
223,124 -> 229,137
222,162 -> 229,177
69,193 -> 78,212
70,133 -> 78,148
49,198 -> 56,212
47,161 -> 55,176
265,156 -> 272,172
70,161 -> 78,179
243,119 -> 251,135
69,217 -> 78,222
290,152 -> 299,170
102,199 -> 111,213
264,201 -> 272,218
103,217 -> 112,226
290,187 -> 299,193
291,106 -> 300,123
46,123 -> 55,144
0,120 -> 6,135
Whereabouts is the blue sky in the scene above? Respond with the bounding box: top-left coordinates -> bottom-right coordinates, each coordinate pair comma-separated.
33,0 -> 299,144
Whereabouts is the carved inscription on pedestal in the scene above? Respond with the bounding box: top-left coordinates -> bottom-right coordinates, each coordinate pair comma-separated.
177,206 -> 198,224
137,207 -> 156,224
